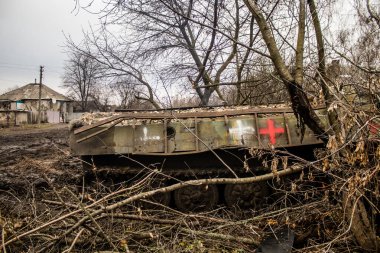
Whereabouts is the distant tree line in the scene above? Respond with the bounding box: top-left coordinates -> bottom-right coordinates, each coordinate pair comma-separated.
63,0 -> 379,134
59,1 -> 380,250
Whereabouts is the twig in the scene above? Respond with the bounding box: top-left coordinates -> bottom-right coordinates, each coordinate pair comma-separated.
3,165 -> 304,248
47,165 -> 306,242
174,113 -> 238,178
42,174 -> 79,212
140,199 -> 228,223
97,213 -> 182,225
2,226 -> 7,253
218,199 -> 327,229
179,227 -> 260,245
65,187 -> 120,252
62,228 -> 85,253
41,199 -> 78,209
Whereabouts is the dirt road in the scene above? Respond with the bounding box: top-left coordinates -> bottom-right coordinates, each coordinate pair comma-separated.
0,124 -> 82,214
0,124 -> 377,252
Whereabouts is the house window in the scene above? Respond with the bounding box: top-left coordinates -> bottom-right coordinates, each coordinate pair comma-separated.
16,100 -> 25,110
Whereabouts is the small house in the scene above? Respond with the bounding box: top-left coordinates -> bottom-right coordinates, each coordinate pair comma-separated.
0,83 -> 73,126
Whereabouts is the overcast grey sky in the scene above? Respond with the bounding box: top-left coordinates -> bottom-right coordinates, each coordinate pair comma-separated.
0,0 -> 98,95
0,0 -> 358,98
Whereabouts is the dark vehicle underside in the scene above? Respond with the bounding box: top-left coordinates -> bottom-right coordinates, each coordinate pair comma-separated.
71,106 -> 327,211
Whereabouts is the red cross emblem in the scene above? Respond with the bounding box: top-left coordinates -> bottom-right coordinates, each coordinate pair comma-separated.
259,119 -> 285,145
369,121 -> 380,135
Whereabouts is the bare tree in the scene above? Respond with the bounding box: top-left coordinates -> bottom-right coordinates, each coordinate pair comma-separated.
69,0 -> 372,136
110,76 -> 156,109
65,29 -> 163,109
242,0 -> 337,142
327,0 -> 380,108
110,78 -> 136,109
70,0 -> 263,106
89,85 -> 115,111
63,51 -> 102,111
365,0 -> 380,28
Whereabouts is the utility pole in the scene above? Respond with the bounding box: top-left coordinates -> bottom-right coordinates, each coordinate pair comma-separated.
37,66 -> 44,124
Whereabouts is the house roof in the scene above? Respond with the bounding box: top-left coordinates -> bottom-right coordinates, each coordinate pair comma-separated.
0,83 -> 71,102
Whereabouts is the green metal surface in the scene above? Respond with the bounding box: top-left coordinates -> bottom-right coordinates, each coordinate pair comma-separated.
70,107 -> 329,156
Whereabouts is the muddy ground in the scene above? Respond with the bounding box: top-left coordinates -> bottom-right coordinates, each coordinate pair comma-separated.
0,124 -> 377,252
0,124 -> 82,218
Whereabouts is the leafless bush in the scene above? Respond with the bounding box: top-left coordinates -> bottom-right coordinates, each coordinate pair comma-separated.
1,123 -> 378,252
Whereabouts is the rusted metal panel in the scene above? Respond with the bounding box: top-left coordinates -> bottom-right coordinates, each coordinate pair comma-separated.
71,126 -> 116,155
197,118 -> 228,150
73,106 -> 326,135
134,124 -> 165,153
70,107 -> 328,156
114,125 -> 134,153
168,119 -> 197,152
227,117 -> 258,147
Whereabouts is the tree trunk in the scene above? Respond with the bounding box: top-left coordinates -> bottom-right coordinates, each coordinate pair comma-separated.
200,88 -> 213,106
244,0 -> 329,142
343,192 -> 379,251
287,80 -> 329,140
308,0 -> 339,135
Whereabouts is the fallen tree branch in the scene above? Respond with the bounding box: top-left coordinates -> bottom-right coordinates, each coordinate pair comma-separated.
3,164 -> 304,248
179,227 -> 260,246
62,228 -> 85,253
65,187 -> 119,252
97,213 -> 189,226
140,199 -> 228,223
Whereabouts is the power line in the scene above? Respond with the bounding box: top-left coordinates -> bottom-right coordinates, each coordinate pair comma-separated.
0,62 -> 64,72
0,61 -> 39,67
0,65 -> 37,71
0,65 -> 63,75
0,78 -> 23,83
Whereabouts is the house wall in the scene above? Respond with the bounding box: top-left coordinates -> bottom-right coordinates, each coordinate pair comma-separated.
0,111 -> 29,127
0,112 -> 13,127
0,99 -> 73,125
30,111 -> 48,124
16,111 -> 29,124
0,110 -> 66,125
23,100 -> 51,111
23,100 -> 72,113
21,100 -> 72,123
0,101 -> 15,110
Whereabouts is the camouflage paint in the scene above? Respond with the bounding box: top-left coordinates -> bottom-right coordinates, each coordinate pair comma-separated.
70,108 -> 328,156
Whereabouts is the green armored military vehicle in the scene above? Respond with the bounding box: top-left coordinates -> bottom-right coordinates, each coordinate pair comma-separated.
70,105 -> 330,211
